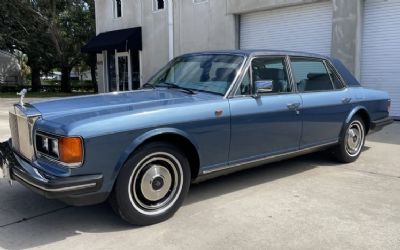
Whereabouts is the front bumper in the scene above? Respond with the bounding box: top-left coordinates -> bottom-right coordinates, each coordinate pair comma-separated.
370,117 -> 394,133
1,141 -> 106,206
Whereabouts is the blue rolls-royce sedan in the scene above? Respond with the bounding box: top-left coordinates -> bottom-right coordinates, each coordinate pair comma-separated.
2,50 -> 393,225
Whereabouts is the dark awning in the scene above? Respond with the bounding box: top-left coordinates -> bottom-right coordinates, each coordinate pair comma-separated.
81,27 -> 142,53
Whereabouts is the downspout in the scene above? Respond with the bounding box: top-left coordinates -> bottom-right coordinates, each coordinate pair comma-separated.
168,0 -> 174,61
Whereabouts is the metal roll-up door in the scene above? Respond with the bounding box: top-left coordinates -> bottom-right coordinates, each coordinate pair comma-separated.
361,0 -> 400,117
240,1 -> 333,56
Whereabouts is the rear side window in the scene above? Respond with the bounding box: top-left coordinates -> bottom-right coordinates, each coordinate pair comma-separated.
290,58 -> 334,92
326,62 -> 345,89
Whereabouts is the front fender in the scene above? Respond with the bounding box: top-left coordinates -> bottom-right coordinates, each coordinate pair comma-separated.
111,128 -> 199,181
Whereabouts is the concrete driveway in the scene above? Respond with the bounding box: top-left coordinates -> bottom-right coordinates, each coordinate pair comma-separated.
0,97 -> 399,250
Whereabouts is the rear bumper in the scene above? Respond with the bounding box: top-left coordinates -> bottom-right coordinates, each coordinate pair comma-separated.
1,141 -> 107,206
370,117 -> 393,133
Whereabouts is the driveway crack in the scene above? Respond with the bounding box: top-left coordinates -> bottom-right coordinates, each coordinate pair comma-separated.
0,206 -> 70,228
338,166 -> 400,179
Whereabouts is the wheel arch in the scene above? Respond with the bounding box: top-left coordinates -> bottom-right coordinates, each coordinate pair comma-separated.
343,106 -> 371,136
112,128 -> 201,182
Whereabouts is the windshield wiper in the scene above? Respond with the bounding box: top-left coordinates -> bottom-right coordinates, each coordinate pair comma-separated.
141,83 -> 156,89
156,82 -> 196,95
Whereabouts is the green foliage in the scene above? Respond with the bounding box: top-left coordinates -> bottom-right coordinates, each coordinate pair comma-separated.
0,0 -> 96,92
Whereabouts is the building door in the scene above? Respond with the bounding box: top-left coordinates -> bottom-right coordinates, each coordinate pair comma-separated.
107,50 -> 140,92
361,0 -> 400,118
239,1 -> 333,56
116,52 -> 131,91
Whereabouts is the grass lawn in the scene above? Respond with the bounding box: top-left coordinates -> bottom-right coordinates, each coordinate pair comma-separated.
0,92 -> 94,98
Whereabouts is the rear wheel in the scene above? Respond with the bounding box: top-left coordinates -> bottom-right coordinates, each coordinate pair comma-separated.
111,142 -> 191,226
333,116 -> 366,163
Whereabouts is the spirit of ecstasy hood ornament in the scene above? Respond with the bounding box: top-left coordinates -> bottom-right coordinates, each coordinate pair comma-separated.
17,89 -> 27,106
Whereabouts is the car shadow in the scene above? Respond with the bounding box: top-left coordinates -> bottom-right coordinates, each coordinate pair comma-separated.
0,151 -> 338,250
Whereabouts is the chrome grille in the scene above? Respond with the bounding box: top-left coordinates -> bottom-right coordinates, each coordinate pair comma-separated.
9,112 -> 20,151
9,106 -> 40,161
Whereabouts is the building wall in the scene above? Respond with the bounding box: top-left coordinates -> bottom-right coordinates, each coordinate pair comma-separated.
140,0 -> 169,82
94,0 -> 363,92
94,0 -> 141,34
95,0 -> 170,84
173,0 -> 237,56
331,0 -> 363,79
227,0 -> 361,79
226,0 -> 328,14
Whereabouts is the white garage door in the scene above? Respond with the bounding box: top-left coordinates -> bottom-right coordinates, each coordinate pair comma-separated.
361,0 -> 400,117
240,1 -> 333,56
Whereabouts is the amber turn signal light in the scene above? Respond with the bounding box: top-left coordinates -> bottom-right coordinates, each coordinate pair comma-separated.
58,137 -> 83,165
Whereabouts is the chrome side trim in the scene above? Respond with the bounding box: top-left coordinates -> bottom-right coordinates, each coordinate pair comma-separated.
13,172 -> 97,192
36,153 -> 83,168
201,141 -> 338,175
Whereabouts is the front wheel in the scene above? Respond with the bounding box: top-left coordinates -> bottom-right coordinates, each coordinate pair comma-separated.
110,142 -> 191,226
333,116 -> 366,163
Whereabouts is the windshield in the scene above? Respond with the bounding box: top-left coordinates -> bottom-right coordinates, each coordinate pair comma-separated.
147,54 -> 245,95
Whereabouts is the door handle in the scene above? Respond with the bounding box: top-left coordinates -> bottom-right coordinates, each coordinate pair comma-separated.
287,103 -> 301,111
342,97 -> 352,104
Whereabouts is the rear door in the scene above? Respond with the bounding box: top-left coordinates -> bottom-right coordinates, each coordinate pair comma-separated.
228,56 -> 302,164
289,57 -> 351,148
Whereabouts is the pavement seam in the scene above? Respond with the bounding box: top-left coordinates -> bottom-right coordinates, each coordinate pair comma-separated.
0,206 -> 70,228
336,166 -> 400,179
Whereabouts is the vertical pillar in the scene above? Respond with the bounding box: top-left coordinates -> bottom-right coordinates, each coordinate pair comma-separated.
331,0 -> 363,79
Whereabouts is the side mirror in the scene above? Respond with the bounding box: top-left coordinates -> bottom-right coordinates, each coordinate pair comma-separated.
255,80 -> 273,95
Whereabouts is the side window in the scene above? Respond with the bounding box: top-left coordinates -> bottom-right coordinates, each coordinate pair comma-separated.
252,57 -> 291,94
153,0 -> 165,11
235,69 -> 251,96
290,58 -> 334,92
326,62 -> 345,89
113,0 -> 122,18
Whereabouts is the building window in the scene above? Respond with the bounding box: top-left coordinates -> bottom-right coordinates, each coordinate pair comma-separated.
113,0 -> 122,18
193,0 -> 208,4
153,0 -> 165,12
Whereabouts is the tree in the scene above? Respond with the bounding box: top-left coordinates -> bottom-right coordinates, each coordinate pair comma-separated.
0,0 -> 57,91
46,0 -> 96,92
0,0 -> 96,92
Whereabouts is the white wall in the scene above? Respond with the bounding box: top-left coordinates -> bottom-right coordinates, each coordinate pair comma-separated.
95,0 -> 142,34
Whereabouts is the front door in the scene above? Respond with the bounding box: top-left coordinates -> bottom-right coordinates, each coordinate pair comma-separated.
229,56 -> 302,164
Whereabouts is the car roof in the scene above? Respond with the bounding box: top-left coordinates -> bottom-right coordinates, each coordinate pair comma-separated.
180,49 -> 330,60
178,49 -> 361,87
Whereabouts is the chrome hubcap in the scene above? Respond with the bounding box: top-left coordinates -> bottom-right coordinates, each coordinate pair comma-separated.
128,152 -> 183,215
345,121 -> 364,156
140,165 -> 172,201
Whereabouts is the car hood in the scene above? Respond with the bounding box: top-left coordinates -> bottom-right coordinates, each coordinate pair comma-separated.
30,89 -> 221,123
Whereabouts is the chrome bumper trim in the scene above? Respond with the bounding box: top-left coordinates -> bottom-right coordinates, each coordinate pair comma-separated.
13,171 -> 97,192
